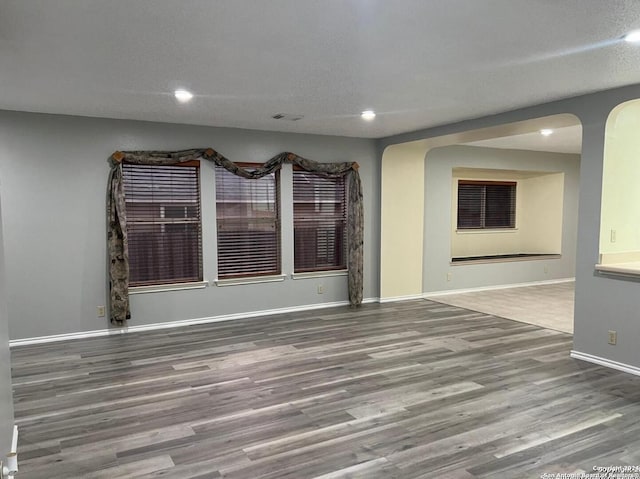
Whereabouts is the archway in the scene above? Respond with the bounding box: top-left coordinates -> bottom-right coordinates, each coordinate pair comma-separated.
380,114 -> 582,333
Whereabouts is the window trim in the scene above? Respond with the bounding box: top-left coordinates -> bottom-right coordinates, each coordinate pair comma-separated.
456,179 -> 516,230
455,228 -> 519,234
215,162 -> 281,280
291,269 -> 348,280
123,160 -> 203,287
292,168 -> 348,273
129,281 -> 208,294
214,274 -> 286,287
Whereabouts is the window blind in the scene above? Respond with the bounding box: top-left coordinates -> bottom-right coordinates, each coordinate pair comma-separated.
123,162 -> 202,286
215,164 -> 280,278
457,180 -> 516,229
293,170 -> 347,272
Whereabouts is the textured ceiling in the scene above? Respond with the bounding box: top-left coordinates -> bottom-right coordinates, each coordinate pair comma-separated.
1,0 -> 640,138
465,125 -> 583,154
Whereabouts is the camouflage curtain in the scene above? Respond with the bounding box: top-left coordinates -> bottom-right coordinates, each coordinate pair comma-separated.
107,149 -> 363,325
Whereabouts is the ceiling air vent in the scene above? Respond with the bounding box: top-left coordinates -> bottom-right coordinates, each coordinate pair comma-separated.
271,113 -> 304,121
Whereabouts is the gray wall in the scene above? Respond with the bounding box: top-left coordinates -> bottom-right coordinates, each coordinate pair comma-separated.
0,182 -> 14,453
5,81 -> 640,371
380,83 -> 640,371
423,145 -> 580,293
0,110 -> 380,340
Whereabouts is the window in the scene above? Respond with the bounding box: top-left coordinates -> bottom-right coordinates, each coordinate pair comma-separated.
215,164 -> 280,278
293,170 -> 347,272
457,180 -> 516,229
123,162 -> 202,286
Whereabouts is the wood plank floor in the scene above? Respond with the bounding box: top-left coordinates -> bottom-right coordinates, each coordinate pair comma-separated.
10,300 -> 640,478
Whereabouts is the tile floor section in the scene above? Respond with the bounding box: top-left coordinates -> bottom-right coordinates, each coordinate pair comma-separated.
429,281 -> 575,334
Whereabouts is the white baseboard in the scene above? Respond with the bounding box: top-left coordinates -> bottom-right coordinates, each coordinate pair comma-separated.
9,297 -> 379,347
571,350 -> 640,377
379,293 -> 425,304
424,277 -> 575,298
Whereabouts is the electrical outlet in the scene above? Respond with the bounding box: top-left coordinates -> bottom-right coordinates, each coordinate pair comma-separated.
611,229 -> 617,243
446,272 -> 452,282
608,330 -> 617,345
97,305 -> 105,317
317,284 -> 324,294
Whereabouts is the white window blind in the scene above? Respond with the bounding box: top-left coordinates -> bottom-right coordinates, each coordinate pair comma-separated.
123,162 -> 202,286
215,164 -> 280,278
293,170 -> 347,272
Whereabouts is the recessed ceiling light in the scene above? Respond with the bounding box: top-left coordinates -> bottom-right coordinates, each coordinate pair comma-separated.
540,129 -> 554,136
361,110 -> 376,121
174,89 -> 194,103
624,30 -> 640,43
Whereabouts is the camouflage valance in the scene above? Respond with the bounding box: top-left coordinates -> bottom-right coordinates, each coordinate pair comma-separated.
107,149 -> 363,325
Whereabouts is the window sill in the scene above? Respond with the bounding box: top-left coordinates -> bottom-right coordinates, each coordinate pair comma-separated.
129,281 -> 208,295
214,274 -> 286,287
451,254 -> 560,266
456,228 -> 519,234
291,270 -> 348,280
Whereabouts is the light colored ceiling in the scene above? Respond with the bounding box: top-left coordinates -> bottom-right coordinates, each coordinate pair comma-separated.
464,124 -> 583,154
453,167 -> 561,179
1,1 -> 640,139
